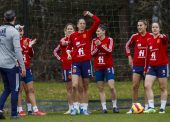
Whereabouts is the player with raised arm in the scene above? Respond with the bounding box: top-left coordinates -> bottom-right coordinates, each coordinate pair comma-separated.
67,11 -> 100,115
144,22 -> 169,114
15,25 -> 46,116
91,25 -> 119,113
125,20 -> 152,114
54,23 -> 75,114
0,10 -> 26,120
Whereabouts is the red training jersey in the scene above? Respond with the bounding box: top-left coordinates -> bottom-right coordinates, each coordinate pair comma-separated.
53,37 -> 72,70
67,15 -> 100,63
20,37 -> 34,68
91,36 -> 114,70
147,34 -> 169,66
125,32 -> 152,66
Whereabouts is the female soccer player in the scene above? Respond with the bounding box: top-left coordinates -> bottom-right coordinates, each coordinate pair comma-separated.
125,20 -> 152,113
67,11 -> 100,115
54,23 -> 75,114
16,25 -> 46,116
144,22 -> 169,114
91,25 -> 119,113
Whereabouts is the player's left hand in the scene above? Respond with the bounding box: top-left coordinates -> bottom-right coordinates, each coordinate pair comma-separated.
95,39 -> 101,46
83,11 -> 93,17
29,38 -> 37,47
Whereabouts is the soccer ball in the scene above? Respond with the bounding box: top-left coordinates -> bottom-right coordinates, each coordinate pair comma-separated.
131,103 -> 144,114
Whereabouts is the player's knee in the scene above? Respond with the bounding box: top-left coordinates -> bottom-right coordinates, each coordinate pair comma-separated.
78,87 -> 83,93
132,83 -> 139,90
160,86 -> 167,92
98,86 -> 104,92
144,84 -> 151,91
109,87 -> 115,92
67,87 -> 72,93
83,85 -> 88,92
27,88 -> 35,94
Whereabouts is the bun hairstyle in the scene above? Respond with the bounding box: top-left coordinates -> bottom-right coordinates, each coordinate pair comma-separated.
4,10 -> 16,22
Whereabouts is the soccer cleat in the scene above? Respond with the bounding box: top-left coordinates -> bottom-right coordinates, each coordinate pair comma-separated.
102,109 -> 108,114
28,111 -> 33,115
18,111 -> 26,116
11,115 -> 20,120
0,112 -> 5,119
126,109 -> 133,114
77,108 -> 80,114
81,109 -> 89,115
33,110 -> 46,116
70,108 -> 78,116
113,107 -> 119,113
80,108 -> 83,114
159,109 -> 165,114
144,108 -> 156,113
64,110 -> 71,114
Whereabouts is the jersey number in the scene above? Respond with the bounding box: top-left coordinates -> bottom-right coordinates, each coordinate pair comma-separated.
151,52 -> 156,60
139,50 -> 145,57
78,48 -> 84,56
98,56 -> 104,63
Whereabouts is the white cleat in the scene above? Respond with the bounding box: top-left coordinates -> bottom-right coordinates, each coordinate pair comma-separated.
64,110 -> 70,114
126,109 -> 133,114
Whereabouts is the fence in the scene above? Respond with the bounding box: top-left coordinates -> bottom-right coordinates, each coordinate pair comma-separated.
0,0 -> 170,81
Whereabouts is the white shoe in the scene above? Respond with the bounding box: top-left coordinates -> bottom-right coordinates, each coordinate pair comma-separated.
64,110 -> 70,114
126,109 -> 132,114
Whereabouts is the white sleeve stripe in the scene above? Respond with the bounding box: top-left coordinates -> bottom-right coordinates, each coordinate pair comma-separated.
91,39 -> 98,55
53,45 -> 61,60
91,48 -> 98,55
101,37 -> 113,52
125,34 -> 137,54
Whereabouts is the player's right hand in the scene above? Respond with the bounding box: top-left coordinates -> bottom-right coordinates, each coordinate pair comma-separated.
128,56 -> 133,68
83,11 -> 93,17
95,39 -> 101,46
21,69 -> 26,77
67,54 -> 72,60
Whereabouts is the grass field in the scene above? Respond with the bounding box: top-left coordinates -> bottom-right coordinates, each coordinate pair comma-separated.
1,109 -> 170,122
0,81 -> 170,122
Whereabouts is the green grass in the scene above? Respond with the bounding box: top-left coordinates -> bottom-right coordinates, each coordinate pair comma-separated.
0,80 -> 167,100
1,110 -> 170,122
0,81 -> 170,122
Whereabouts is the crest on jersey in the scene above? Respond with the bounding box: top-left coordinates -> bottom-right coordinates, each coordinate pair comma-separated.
157,39 -> 160,43
83,34 -> 86,38
149,46 -> 152,49
137,43 -> 141,47
76,41 -> 80,45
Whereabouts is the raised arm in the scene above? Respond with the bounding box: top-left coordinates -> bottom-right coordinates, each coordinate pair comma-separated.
84,11 -> 101,34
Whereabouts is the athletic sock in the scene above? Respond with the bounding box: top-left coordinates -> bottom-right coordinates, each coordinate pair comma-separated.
112,100 -> 117,108
101,102 -> 107,110
160,100 -> 167,110
148,100 -> 154,108
27,103 -> 32,112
